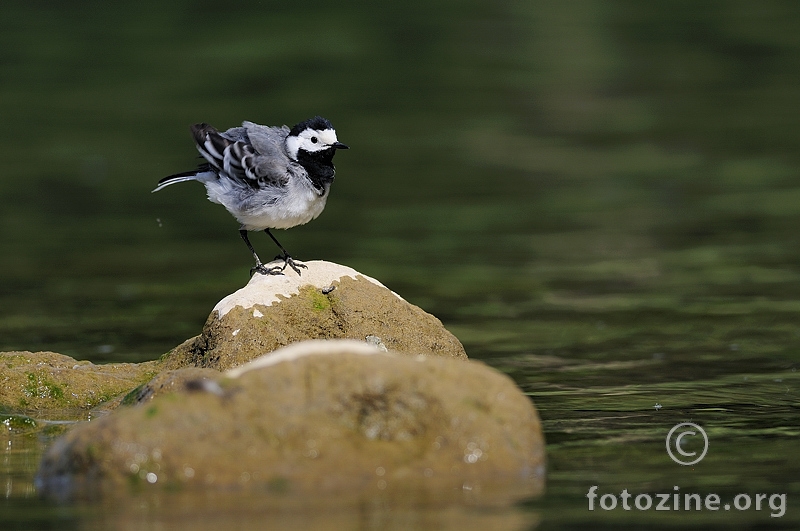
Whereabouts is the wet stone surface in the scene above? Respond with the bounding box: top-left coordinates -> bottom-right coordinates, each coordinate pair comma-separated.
35,341 -> 544,501
0,351 -> 159,412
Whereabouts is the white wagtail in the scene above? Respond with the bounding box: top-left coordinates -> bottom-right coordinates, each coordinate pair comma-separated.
153,116 -> 348,275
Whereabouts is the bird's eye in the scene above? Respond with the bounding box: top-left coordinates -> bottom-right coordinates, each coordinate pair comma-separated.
311,136 -> 318,144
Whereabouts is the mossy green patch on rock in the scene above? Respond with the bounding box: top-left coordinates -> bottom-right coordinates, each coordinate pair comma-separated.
23,372 -> 66,404
160,261 -> 467,372
0,352 -> 161,412
1,413 -> 37,431
306,286 -> 332,312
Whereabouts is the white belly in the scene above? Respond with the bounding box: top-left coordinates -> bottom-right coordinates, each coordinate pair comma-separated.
204,177 -> 329,231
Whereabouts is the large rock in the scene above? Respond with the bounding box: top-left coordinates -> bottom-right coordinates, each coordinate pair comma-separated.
161,261 -> 467,371
0,351 -> 160,411
36,340 -> 544,502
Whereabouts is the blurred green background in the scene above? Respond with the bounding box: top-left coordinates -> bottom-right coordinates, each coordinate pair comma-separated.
1,0 -> 799,529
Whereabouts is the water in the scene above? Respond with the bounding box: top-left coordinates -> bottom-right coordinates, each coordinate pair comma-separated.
2,1 -> 800,528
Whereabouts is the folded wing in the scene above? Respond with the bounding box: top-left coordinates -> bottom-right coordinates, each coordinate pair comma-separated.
191,123 -> 290,188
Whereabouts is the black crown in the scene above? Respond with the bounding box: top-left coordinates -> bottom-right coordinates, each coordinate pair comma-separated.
289,116 -> 334,136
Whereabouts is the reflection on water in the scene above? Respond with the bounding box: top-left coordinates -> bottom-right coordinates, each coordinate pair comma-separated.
4,419 -> 542,531
2,0 -> 800,529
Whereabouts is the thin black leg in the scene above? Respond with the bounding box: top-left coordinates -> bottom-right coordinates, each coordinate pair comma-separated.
265,229 -> 290,257
265,229 -> 307,275
239,229 -> 261,264
240,229 -> 282,276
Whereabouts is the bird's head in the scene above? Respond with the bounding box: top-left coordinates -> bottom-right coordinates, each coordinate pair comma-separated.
285,116 -> 349,162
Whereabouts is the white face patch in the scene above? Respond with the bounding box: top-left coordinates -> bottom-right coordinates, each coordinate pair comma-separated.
286,128 -> 339,160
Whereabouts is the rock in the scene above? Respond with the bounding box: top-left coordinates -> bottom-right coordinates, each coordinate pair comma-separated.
120,367 -> 222,406
0,351 -> 160,412
36,340 -> 544,502
160,261 -> 467,371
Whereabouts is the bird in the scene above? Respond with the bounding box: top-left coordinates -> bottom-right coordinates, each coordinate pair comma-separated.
153,116 -> 348,276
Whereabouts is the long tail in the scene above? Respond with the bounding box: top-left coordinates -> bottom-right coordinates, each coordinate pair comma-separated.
152,163 -> 213,193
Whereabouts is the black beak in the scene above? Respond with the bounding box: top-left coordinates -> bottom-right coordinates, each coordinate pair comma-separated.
332,142 -> 349,150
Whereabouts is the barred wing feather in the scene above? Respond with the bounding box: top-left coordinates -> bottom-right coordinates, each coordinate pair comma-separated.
190,123 -> 289,188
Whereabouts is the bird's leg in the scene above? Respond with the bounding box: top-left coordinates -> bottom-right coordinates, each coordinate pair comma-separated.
265,229 -> 307,275
240,229 -> 282,276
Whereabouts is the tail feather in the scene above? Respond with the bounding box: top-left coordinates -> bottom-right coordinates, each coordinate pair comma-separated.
152,163 -> 214,193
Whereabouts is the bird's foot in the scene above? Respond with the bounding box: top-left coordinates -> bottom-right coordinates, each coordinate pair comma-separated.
250,261 -> 285,277
275,254 -> 307,275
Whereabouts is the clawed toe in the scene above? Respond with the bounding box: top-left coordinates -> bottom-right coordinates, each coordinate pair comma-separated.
250,254 -> 306,277
272,254 -> 306,275
251,263 -> 284,277
284,256 -> 307,275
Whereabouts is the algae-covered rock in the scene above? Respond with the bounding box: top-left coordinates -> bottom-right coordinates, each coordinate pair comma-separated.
0,351 -> 160,411
161,261 -> 466,371
36,340 -> 544,501
121,367 -> 222,406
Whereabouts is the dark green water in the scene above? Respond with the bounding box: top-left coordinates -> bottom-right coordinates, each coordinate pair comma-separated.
2,1 -> 799,529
